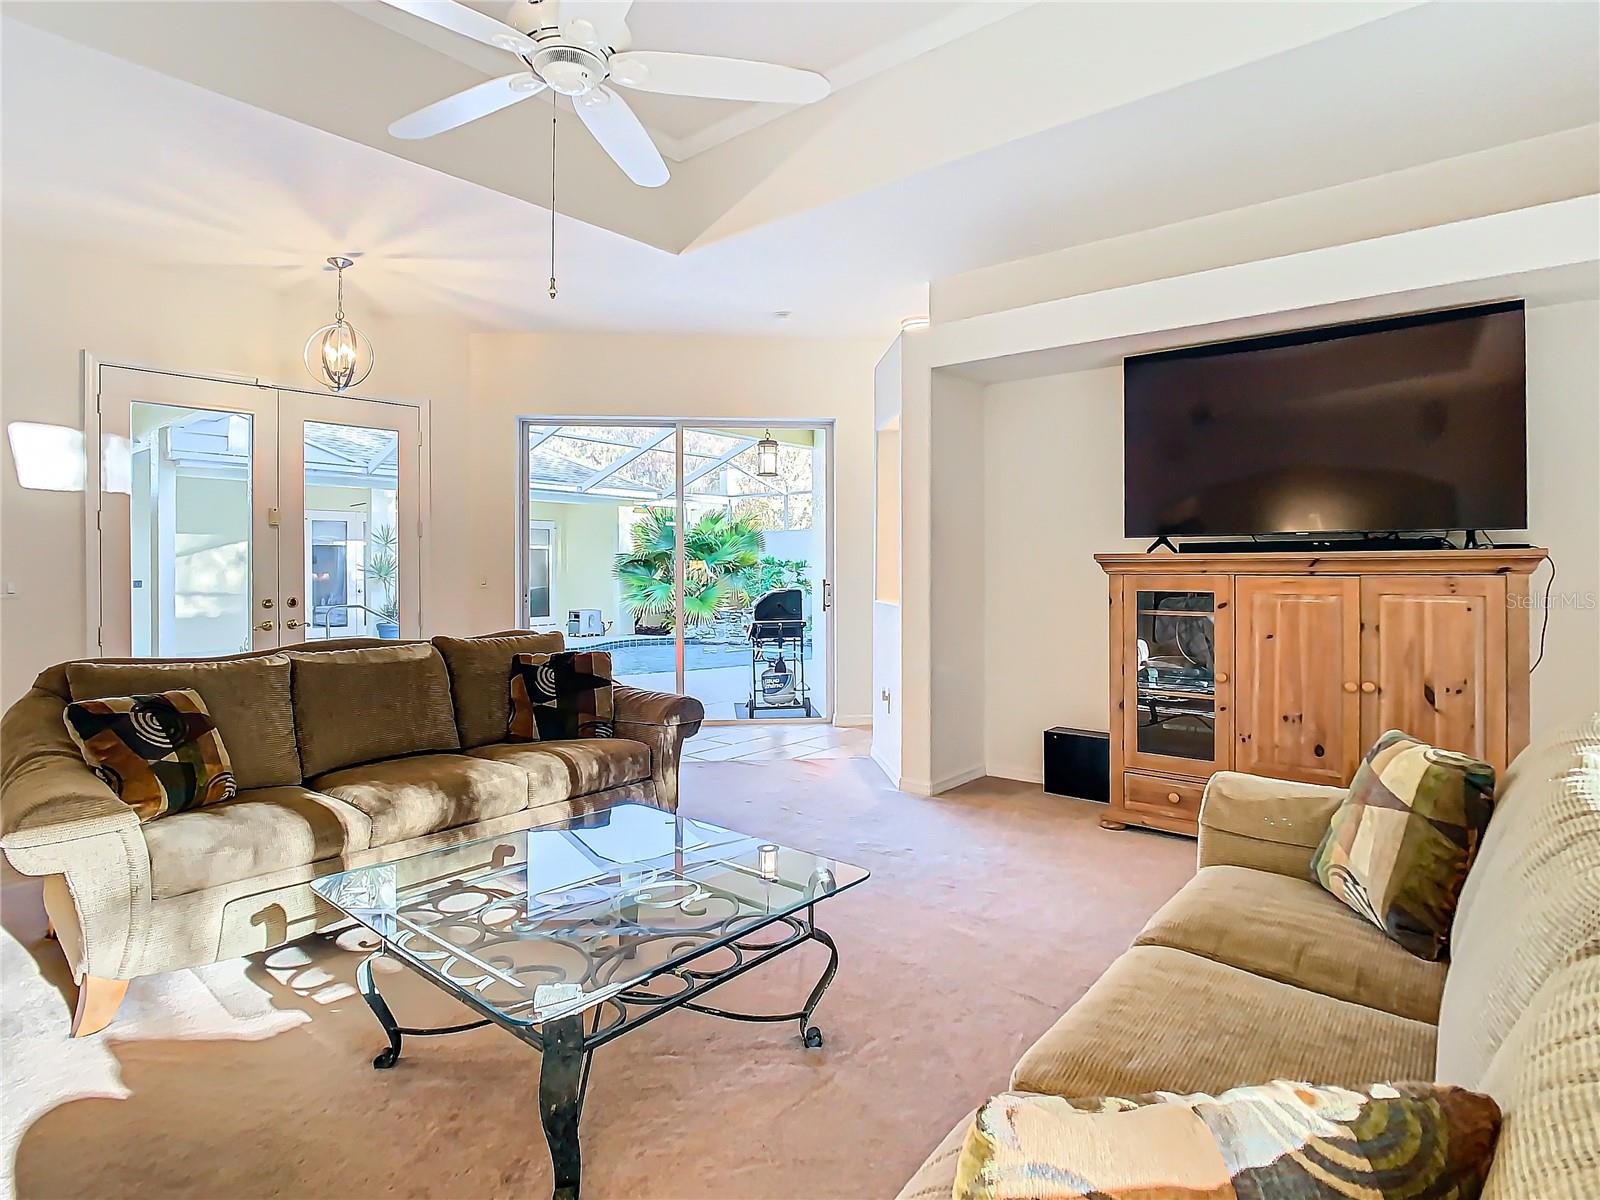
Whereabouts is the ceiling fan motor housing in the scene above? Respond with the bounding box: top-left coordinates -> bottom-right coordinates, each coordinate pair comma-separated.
532,44 -> 608,96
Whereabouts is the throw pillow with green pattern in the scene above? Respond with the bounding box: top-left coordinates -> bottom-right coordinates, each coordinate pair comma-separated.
955,1080 -> 1500,1200
1312,729 -> 1496,960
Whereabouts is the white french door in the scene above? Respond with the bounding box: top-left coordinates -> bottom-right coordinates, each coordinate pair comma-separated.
277,390 -> 421,646
95,365 -> 422,656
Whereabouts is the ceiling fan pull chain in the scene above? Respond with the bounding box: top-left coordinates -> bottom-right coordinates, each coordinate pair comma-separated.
548,95 -> 559,300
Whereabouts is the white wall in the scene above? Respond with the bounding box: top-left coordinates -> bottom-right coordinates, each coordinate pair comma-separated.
972,301 -> 1600,784
1522,300 -> 1600,731
465,332 -> 883,724
926,369 -> 988,790
932,126 -> 1600,323
981,368 -> 1142,782
871,340 -> 903,779
1,240 -> 884,721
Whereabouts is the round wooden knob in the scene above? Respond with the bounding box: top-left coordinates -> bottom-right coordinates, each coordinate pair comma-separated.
1361,681 -> 1377,693
1343,681 -> 1358,693
1167,792 -> 1181,804
1215,672 -> 1229,684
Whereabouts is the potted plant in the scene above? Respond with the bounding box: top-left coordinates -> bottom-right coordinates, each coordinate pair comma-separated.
367,524 -> 401,638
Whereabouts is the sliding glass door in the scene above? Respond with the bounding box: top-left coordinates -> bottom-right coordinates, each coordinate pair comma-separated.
520,419 -> 833,721
97,366 -> 422,656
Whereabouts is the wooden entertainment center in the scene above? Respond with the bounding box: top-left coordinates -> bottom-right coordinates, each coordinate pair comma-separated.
1096,548 -> 1547,837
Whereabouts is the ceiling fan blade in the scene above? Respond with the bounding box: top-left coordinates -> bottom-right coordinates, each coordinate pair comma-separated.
575,87 -> 668,187
556,0 -> 634,48
608,51 -> 829,104
378,0 -> 539,57
389,73 -> 546,139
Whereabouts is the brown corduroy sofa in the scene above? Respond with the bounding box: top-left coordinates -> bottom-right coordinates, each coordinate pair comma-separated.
0,631 -> 703,1036
898,716 -> 1600,1200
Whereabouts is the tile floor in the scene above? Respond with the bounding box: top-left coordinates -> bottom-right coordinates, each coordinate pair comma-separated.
681,721 -> 871,763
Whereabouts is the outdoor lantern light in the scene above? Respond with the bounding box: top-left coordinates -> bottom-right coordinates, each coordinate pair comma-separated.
755,429 -> 780,477
304,256 -> 375,392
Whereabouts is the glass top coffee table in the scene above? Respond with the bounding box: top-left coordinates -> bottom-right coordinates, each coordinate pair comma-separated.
312,802 -> 868,1200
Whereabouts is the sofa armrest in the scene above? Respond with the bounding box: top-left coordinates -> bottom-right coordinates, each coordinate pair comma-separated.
612,685 -> 705,734
1196,771 -> 1346,882
612,686 -> 704,811
2,689 -> 152,980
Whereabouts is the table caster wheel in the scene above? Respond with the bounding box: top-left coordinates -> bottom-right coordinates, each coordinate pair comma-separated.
373,1047 -> 400,1070
802,1026 -> 824,1049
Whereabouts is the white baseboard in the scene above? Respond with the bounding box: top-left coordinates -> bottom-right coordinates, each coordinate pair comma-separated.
833,714 -> 872,728
868,747 -> 901,788
930,764 -> 987,794
987,763 -> 1045,785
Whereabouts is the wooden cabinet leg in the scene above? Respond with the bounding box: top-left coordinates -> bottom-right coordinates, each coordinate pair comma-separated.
44,920 -> 57,940
1099,819 -> 1128,830
71,976 -> 129,1038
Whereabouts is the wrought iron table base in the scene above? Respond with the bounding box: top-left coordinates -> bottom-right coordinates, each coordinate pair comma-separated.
355,912 -> 840,1200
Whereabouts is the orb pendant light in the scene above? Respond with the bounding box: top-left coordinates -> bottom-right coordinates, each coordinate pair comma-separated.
304,256 -> 374,392
755,429 -> 780,478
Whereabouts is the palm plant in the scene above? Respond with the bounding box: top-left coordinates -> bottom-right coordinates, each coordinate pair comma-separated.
366,524 -> 400,623
614,508 -> 764,631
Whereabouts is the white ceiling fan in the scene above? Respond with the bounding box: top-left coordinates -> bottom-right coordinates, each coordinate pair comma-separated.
380,0 -> 832,187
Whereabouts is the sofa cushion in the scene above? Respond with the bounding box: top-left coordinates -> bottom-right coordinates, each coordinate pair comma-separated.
67,655 -> 298,788
486,737 -> 650,797
143,786 -> 372,898
63,689 -> 238,823
433,631 -> 565,748
311,753 -> 529,847
1437,714 -> 1600,1091
464,743 -> 576,806
1135,865 -> 1447,1022
290,644 -> 460,777
1312,729 -> 1496,960
1010,946 -> 1437,1100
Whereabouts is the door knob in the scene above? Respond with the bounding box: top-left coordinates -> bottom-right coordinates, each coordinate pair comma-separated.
256,620 -> 275,632
1361,681 -> 1377,693
1343,681 -> 1358,693
285,596 -> 300,609
1166,791 -> 1182,804
261,598 -> 274,609
1215,672 -> 1229,684
285,619 -> 303,630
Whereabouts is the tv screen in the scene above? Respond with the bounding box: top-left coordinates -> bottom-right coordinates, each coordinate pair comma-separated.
1123,302 -> 1527,538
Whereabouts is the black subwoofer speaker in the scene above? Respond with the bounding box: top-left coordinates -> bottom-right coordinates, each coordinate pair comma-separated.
1043,727 -> 1109,803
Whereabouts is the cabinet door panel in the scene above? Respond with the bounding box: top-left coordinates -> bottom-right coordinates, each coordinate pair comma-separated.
1235,576 -> 1361,786
1360,575 -> 1506,769
1122,574 -> 1233,778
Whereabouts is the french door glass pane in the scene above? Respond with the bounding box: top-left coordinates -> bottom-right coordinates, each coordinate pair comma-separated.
524,423 -> 677,691
302,421 -> 400,639
129,402 -> 254,657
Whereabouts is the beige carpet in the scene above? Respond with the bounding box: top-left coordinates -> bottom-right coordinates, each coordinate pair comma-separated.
1,759 -> 1193,1200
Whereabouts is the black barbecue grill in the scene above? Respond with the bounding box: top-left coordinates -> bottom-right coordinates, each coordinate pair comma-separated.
744,587 -> 813,718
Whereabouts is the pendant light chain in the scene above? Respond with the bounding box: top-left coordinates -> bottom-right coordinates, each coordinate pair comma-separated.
334,261 -> 346,323
548,95 -> 559,301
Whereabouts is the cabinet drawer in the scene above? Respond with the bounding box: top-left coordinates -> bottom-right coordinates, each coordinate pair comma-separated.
1123,773 -> 1204,819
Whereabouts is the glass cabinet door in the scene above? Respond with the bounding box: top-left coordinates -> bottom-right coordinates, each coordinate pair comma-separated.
1122,575 -> 1233,776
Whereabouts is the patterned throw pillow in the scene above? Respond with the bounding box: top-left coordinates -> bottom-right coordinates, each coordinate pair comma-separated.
508,651 -> 615,742
63,689 -> 237,822
955,1080 -> 1500,1200
1312,729 -> 1496,960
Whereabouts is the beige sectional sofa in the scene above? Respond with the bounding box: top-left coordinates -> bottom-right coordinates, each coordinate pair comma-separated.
0,631 -> 703,1036
899,716 -> 1600,1200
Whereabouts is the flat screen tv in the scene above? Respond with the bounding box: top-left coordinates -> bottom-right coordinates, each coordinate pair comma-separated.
1123,301 -> 1527,538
